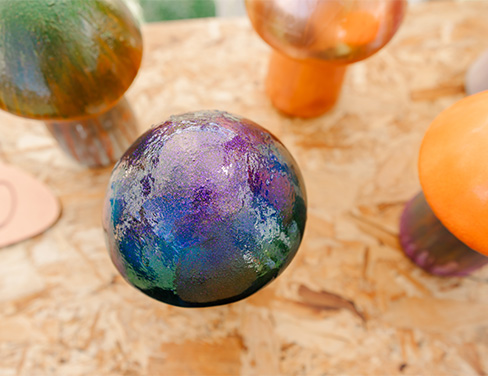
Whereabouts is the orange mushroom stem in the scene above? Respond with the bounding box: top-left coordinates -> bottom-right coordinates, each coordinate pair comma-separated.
399,91 -> 488,276
266,51 -> 347,118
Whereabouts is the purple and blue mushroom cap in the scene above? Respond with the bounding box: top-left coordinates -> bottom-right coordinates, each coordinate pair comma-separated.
103,110 -> 307,307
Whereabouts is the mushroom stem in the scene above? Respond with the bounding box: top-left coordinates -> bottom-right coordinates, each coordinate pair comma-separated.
399,191 -> 488,276
265,50 -> 347,118
44,97 -> 139,168
465,49 -> 488,95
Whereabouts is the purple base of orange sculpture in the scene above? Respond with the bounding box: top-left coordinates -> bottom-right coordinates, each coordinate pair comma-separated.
399,192 -> 488,276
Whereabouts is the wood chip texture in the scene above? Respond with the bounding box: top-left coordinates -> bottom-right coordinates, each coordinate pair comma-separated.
2,2 -> 488,375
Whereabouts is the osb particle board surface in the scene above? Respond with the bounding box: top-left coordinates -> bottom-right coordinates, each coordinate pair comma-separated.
2,1 -> 488,375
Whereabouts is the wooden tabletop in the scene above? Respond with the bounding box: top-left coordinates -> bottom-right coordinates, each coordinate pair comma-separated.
2,1 -> 488,375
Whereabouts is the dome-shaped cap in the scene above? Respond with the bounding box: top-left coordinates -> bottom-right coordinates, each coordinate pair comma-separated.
0,0 -> 143,120
245,0 -> 407,63
419,91 -> 488,256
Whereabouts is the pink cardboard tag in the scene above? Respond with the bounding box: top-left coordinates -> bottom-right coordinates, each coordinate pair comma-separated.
0,163 -> 61,248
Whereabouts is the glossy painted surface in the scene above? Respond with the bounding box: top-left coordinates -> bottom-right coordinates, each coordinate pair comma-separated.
246,0 -> 407,63
103,110 -> 307,307
399,192 -> 488,276
265,50 -> 347,118
45,97 -> 139,167
0,0 -> 142,120
419,91 -> 488,256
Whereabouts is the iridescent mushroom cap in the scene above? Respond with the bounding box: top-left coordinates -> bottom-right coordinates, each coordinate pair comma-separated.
246,0 -> 407,63
103,110 -> 307,307
0,0 -> 143,120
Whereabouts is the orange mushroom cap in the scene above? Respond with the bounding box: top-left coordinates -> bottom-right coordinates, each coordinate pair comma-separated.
245,0 -> 407,63
339,11 -> 380,46
419,91 -> 488,256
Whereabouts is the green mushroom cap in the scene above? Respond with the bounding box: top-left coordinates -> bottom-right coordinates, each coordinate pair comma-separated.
0,0 -> 143,120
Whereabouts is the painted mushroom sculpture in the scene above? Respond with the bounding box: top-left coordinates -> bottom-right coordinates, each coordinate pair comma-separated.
245,0 -> 407,118
103,110 -> 307,307
0,0 -> 143,167
400,91 -> 488,276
